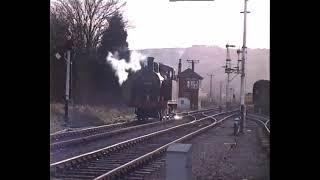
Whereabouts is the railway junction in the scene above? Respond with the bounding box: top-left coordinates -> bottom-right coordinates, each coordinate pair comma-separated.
50,108 -> 269,180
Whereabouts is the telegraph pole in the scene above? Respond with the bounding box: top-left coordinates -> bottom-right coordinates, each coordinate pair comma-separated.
64,30 -> 73,126
207,74 -> 214,102
239,0 -> 250,133
186,60 -> 200,72
64,50 -> 70,125
219,81 -> 222,106
232,88 -> 236,104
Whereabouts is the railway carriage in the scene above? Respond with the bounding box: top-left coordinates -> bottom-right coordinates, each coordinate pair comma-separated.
252,80 -> 270,115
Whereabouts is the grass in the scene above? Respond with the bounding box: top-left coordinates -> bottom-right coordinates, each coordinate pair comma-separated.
50,103 -> 135,133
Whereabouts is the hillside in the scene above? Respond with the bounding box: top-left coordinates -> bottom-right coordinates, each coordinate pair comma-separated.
137,45 -> 269,98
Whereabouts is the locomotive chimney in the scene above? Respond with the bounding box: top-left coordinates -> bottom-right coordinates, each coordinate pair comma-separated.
147,57 -> 154,71
178,59 -> 182,75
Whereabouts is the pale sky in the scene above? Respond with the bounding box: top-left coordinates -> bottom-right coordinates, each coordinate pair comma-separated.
123,0 -> 269,50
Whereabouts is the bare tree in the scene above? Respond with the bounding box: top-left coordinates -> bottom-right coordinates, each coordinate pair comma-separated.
51,0 -> 126,52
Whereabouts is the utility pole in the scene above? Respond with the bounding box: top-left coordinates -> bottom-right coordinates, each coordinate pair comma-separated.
65,50 -> 70,125
229,87 -> 233,106
239,0 -> 250,133
219,81 -> 222,106
207,74 -> 214,102
64,30 -> 73,126
213,80 -> 215,103
186,60 -> 200,72
232,88 -> 235,104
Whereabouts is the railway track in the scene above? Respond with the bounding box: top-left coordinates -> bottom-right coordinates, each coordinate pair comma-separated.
247,113 -> 269,122
51,108 -> 220,163
247,113 -> 270,156
50,108 -> 219,151
51,121 -> 144,144
50,110 -> 238,180
247,113 -> 270,133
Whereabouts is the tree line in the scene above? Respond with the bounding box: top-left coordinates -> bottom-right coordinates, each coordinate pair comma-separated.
50,0 -> 131,105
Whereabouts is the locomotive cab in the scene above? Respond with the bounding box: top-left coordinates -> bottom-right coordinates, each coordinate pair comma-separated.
125,57 -> 176,121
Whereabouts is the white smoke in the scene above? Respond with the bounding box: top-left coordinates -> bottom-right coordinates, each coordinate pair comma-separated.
106,51 -> 146,85
178,49 -> 185,58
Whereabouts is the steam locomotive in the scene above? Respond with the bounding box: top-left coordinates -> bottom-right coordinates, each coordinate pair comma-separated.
122,57 -> 177,121
253,80 -> 270,115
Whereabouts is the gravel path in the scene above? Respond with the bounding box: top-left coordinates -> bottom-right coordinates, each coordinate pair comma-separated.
144,118 -> 269,180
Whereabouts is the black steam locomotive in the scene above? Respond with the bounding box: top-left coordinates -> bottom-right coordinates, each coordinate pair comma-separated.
122,57 -> 177,121
253,80 -> 270,115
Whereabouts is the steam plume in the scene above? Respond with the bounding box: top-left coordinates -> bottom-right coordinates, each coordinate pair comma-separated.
106,51 -> 146,85
178,49 -> 185,57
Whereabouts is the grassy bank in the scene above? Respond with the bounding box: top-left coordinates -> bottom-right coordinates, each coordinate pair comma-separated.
50,103 -> 135,133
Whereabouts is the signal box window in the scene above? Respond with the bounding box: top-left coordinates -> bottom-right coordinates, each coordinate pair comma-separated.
187,80 -> 199,89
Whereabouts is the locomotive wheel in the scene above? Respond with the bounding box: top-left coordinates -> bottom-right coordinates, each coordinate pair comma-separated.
137,109 -> 148,121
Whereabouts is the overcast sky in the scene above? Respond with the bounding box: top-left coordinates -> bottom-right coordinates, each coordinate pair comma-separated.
123,0 -> 269,50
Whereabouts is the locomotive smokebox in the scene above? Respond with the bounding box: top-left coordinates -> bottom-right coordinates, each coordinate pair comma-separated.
147,57 -> 155,71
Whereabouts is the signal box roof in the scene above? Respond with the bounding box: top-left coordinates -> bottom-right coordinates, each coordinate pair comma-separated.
179,68 -> 203,80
